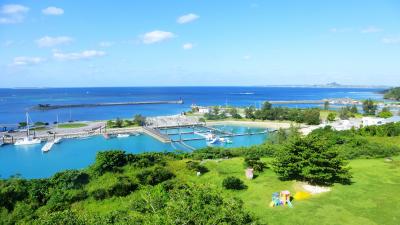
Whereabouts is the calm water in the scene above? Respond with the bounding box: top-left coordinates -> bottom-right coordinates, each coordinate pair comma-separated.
0,87 -> 384,178
0,125 -> 267,178
0,87 -> 383,126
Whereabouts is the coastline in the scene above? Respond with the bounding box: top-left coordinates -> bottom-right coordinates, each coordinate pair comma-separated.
207,120 -> 298,129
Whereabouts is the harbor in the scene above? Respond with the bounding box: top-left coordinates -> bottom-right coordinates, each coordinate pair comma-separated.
0,115 -> 279,154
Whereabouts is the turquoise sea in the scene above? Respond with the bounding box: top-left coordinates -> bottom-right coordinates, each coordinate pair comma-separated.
0,87 -> 384,178
0,125 -> 267,178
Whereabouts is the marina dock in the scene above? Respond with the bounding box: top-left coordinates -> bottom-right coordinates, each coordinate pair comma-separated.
33,100 -> 184,110
142,127 -> 171,143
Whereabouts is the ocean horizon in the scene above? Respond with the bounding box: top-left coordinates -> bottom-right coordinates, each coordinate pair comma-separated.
0,86 -> 384,125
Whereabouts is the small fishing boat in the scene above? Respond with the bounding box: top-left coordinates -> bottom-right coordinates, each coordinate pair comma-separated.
103,133 -> 110,139
54,137 -> 62,144
41,141 -> 54,152
117,134 -> 130,138
208,137 -> 220,144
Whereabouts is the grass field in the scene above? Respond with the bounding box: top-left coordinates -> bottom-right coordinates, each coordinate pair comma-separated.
57,123 -> 88,128
72,155 -> 400,225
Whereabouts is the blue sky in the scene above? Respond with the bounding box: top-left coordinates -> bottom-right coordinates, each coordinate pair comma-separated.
0,0 -> 399,87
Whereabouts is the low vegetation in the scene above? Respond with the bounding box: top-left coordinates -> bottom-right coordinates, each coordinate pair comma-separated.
202,101 -> 321,125
57,123 -> 87,129
106,114 -> 146,128
2,122 -> 400,224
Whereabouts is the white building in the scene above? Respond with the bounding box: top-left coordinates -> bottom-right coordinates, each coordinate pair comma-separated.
362,117 -> 386,126
198,107 -> 211,114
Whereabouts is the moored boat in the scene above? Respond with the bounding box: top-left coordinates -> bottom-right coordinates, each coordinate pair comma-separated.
41,141 -> 54,152
14,113 -> 42,146
117,134 -> 130,138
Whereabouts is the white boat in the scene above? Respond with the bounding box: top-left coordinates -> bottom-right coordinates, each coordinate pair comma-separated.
0,140 -> 4,146
41,141 -> 54,152
15,136 -> 42,146
208,137 -> 220,144
54,137 -> 62,144
117,134 -> 130,138
14,113 -> 41,146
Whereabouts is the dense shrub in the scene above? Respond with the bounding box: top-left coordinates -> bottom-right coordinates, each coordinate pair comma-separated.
243,156 -> 266,172
244,101 -> 321,125
29,179 -> 51,206
358,122 -> 400,137
90,188 -> 108,200
222,177 -> 247,190
108,177 -> 138,197
186,161 -> 209,174
131,185 -> 257,224
136,166 -> 175,186
336,140 -> 400,159
46,190 -> 88,212
191,147 -> 233,160
51,170 -> 89,190
273,135 -> 352,185
0,178 -> 29,211
91,150 -> 127,175
126,152 -> 166,168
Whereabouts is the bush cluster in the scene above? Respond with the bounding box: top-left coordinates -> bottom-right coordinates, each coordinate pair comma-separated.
222,177 -> 247,190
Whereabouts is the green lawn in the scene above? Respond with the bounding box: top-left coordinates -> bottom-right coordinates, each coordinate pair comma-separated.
57,123 -> 88,128
72,156 -> 400,225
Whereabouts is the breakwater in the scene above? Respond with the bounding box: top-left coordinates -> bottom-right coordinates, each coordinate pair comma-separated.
33,100 -> 184,110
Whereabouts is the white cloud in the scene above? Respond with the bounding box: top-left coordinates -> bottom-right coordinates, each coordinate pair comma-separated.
42,6 -> 64,15
141,30 -> 175,44
361,26 -> 382,33
182,43 -> 193,50
382,36 -> 400,44
177,13 -> 199,24
11,56 -> 45,66
0,4 -> 29,24
99,41 -> 114,47
329,27 -> 352,33
36,36 -> 73,47
1,4 -> 29,14
53,50 -> 106,60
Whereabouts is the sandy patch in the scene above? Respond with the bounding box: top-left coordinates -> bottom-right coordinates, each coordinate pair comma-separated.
207,120 -> 297,129
302,184 -> 331,194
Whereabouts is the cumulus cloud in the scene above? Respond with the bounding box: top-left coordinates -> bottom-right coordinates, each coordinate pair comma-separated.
0,4 -> 29,24
11,56 -> 45,66
182,43 -> 193,50
141,30 -> 175,44
42,6 -> 64,15
361,26 -> 382,33
53,50 -> 106,60
382,36 -> 400,44
99,41 -> 114,47
177,13 -> 199,24
36,36 -> 73,47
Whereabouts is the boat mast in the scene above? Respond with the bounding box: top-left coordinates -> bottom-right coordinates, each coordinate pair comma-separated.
26,112 -> 30,137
